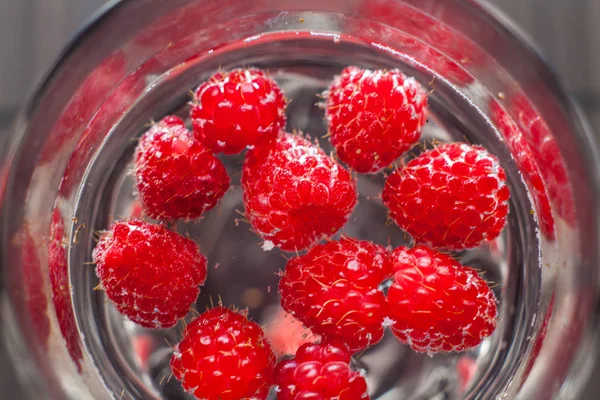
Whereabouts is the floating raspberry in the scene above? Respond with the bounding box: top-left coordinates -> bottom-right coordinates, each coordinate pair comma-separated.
242,133 -> 357,251
382,142 -> 510,250
387,246 -> 497,353
279,238 -> 391,352
191,68 -> 286,154
134,115 -> 229,221
325,66 -> 427,173
274,341 -> 369,400
92,219 -> 207,328
170,307 -> 276,400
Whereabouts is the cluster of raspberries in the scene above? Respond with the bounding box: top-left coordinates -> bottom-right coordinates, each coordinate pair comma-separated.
92,66 -> 508,399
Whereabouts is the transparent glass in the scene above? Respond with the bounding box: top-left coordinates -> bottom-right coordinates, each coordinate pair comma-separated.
1,0 -> 599,399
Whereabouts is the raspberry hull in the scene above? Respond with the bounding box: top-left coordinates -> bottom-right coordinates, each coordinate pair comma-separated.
170,307 -> 276,400
279,238 -> 391,352
383,142 -> 510,250
134,116 -> 230,221
387,246 -> 498,353
274,342 -> 369,400
242,133 -> 357,251
325,66 -> 427,173
92,220 -> 207,328
191,68 -> 286,154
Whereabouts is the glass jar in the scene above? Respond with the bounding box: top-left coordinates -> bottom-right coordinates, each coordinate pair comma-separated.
1,1 -> 599,399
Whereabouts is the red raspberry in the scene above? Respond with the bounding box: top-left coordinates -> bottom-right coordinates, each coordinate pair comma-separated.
279,238 -> 391,352
134,115 -> 229,221
170,307 -> 276,400
387,246 -> 498,353
382,142 -> 510,250
264,309 -> 321,357
325,66 -> 427,173
274,341 -> 369,400
92,219 -> 207,328
191,68 -> 286,154
242,133 -> 357,252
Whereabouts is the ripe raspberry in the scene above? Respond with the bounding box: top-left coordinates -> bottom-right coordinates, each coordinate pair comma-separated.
325,66 -> 427,173
382,142 -> 510,250
386,246 -> 498,353
134,115 -> 229,221
274,341 -> 369,400
264,309 -> 321,357
242,133 -> 357,251
491,100 -> 555,239
92,219 -> 207,328
170,307 -> 276,400
279,238 -> 391,352
191,68 -> 286,154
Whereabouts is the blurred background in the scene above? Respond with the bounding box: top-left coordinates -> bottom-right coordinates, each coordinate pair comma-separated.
0,0 -> 598,398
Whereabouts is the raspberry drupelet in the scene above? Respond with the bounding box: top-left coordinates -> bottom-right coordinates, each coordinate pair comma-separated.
92,219 -> 207,328
134,115 -> 230,221
191,68 -> 287,154
242,133 -> 357,252
274,341 -> 370,400
279,238 -> 391,352
170,307 -> 276,400
382,142 -> 510,250
325,66 -> 427,174
386,246 -> 498,354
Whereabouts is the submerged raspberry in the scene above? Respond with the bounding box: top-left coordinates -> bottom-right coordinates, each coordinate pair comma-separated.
387,246 -> 498,353
274,341 -> 370,400
242,133 -> 357,251
279,238 -> 391,352
382,142 -> 510,250
170,307 -> 276,400
264,309 -> 321,357
92,219 -> 207,328
134,115 -> 230,221
191,68 -> 287,154
325,66 -> 427,173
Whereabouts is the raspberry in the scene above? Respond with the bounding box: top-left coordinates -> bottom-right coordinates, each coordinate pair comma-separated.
191,68 -> 286,154
92,219 -> 207,328
170,307 -> 276,400
491,100 -> 555,239
325,66 -> 427,173
264,309 -> 321,357
382,142 -> 510,250
274,341 -> 369,400
386,246 -> 497,353
134,115 -> 229,221
456,356 -> 477,393
242,133 -> 357,251
279,238 -> 391,352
